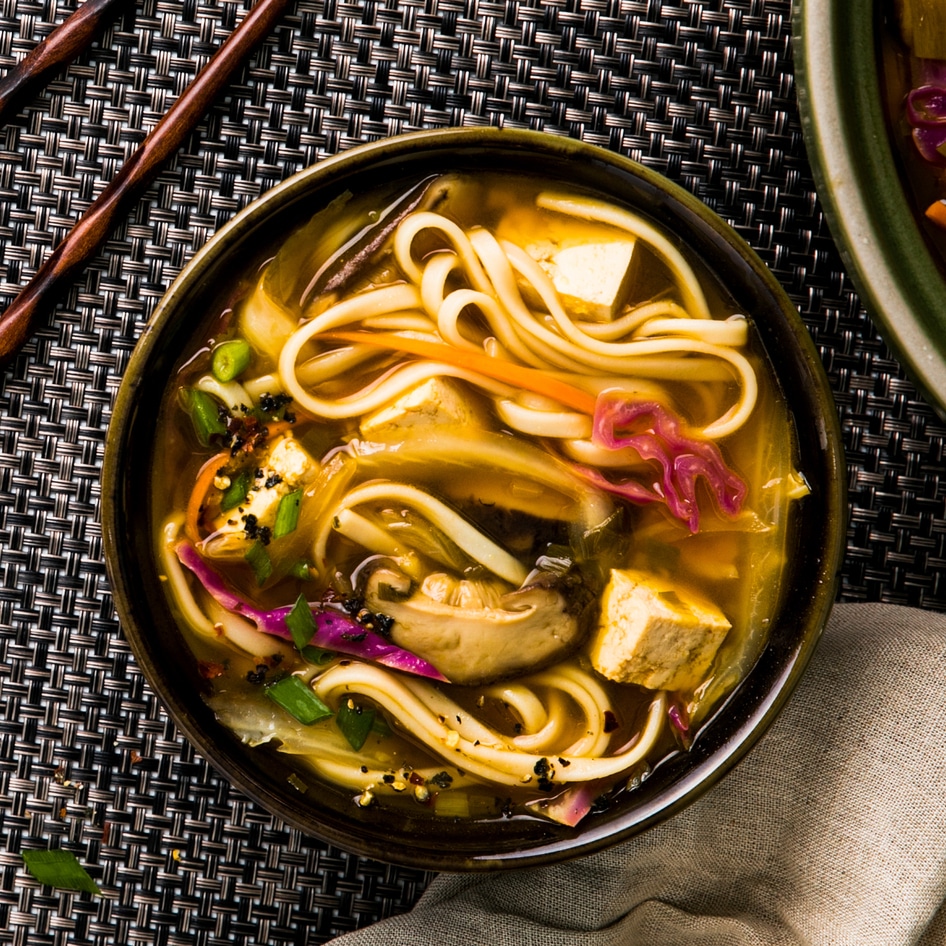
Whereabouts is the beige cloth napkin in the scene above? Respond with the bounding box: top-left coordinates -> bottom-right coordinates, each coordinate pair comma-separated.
328,603 -> 946,945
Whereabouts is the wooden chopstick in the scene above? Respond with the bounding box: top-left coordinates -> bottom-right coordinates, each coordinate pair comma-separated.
0,0 -> 132,129
0,0 -> 291,365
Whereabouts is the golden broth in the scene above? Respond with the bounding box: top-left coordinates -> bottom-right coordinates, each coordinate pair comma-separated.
152,172 -> 802,824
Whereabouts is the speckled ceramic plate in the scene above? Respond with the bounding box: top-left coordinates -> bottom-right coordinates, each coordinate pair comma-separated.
793,0 -> 946,416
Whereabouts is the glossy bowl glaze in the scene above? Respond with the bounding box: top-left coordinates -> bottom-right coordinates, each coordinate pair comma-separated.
101,128 -> 846,871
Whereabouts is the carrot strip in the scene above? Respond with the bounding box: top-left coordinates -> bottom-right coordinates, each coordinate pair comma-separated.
325,331 -> 598,415
264,419 -> 294,440
185,450 -> 231,544
927,199 -> 946,230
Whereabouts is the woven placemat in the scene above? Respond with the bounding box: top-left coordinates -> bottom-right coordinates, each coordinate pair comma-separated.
0,0 -> 941,941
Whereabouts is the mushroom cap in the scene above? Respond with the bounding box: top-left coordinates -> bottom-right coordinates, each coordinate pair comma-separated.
364,564 -> 597,685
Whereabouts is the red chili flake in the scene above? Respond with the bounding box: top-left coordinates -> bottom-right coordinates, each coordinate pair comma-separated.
408,771 -> 426,786
603,710 -> 619,733
129,750 -> 142,765
198,660 -> 227,680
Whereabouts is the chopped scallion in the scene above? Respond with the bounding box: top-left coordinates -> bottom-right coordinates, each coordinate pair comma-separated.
265,675 -> 333,725
211,338 -> 252,382
290,560 -> 313,580
21,849 -> 100,894
220,468 -> 252,512
286,593 -> 316,651
184,388 -> 228,445
244,540 -> 272,586
273,489 -> 303,538
336,700 -> 376,751
301,644 -> 336,665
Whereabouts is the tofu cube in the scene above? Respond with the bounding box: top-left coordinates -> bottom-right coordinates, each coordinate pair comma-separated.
359,377 -> 486,437
211,436 -> 315,540
266,436 -> 311,488
589,569 -> 731,692
529,239 -> 640,322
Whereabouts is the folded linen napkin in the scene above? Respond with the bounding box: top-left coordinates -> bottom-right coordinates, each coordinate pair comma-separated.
328,603 -> 946,945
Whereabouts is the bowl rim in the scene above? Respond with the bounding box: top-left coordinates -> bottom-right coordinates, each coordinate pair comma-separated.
101,127 -> 848,870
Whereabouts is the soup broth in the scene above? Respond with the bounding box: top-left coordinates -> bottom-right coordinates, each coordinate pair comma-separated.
152,172 -> 805,825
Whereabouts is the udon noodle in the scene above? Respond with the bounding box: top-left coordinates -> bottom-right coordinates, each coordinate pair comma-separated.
152,172 -> 806,824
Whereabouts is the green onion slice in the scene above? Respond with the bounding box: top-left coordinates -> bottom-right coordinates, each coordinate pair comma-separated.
185,388 -> 228,445
336,700 -> 377,751
290,560 -> 313,580
244,540 -> 272,586
301,645 -> 336,665
21,849 -> 100,894
265,675 -> 332,725
211,338 -> 252,382
273,489 -> 303,538
220,468 -> 252,512
286,593 -> 316,651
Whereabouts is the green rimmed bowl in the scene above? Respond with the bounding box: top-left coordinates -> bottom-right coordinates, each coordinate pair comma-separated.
793,0 -> 946,415
101,128 -> 846,871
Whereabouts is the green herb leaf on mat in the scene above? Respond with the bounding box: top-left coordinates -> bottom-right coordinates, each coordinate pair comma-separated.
21,849 -> 100,894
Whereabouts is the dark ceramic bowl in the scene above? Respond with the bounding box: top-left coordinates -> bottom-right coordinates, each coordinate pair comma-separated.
101,128 -> 846,871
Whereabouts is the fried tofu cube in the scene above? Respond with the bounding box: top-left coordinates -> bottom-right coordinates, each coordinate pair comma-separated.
589,569 -> 731,692
528,239 -> 640,322
359,377 -> 487,436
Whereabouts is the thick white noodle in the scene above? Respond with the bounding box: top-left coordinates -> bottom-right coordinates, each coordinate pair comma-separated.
294,344 -> 385,386
494,398 -> 593,439
312,480 -> 529,586
359,313 -> 439,333
289,357 -> 515,420
393,211 -> 494,293
502,690 -> 569,753
331,508 -> 424,580
312,660 -> 668,787
483,683 -> 549,733
280,204 -> 756,436
576,300 -> 691,339
635,315 -> 749,347
387,212 -> 757,436
419,250 -> 458,316
436,285 -> 554,368
530,664 -> 615,757
560,438 -> 654,468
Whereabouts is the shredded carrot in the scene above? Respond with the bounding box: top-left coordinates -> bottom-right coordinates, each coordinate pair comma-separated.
927,199 -> 946,230
325,331 -> 599,415
185,450 -> 231,544
264,419 -> 294,440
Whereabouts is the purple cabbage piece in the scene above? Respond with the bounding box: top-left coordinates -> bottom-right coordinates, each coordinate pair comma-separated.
581,395 -> 746,534
525,782 -> 598,827
667,698 -> 693,750
174,541 -> 448,681
906,85 -> 946,164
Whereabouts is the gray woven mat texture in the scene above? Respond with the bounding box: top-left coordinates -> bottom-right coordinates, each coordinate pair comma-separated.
0,0 -> 938,942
